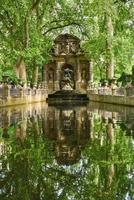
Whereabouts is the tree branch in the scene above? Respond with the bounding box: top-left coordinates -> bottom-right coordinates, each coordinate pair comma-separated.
29,0 -> 42,15
43,22 -> 82,35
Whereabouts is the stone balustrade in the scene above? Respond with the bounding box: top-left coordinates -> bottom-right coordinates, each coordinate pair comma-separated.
87,86 -> 134,106
88,86 -> 134,97
0,86 -> 47,107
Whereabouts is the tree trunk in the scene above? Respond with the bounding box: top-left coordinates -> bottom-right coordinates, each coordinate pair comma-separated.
24,17 -> 29,48
14,56 -> 27,86
106,15 -> 114,79
24,0 -> 41,48
32,66 -> 39,86
14,56 -> 23,78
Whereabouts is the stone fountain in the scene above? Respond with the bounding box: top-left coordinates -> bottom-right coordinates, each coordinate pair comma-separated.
47,67 -> 89,105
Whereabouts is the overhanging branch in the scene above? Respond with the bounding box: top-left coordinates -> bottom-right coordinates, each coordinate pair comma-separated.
43,22 -> 82,35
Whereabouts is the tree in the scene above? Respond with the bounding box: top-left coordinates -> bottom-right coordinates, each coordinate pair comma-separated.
0,0 -> 133,84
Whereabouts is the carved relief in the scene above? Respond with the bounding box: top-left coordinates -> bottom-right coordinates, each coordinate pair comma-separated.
59,42 -> 70,55
54,35 -> 80,55
70,42 -> 78,53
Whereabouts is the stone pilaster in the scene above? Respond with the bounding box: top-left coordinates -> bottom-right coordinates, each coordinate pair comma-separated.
76,57 -> 81,91
88,61 -> 94,88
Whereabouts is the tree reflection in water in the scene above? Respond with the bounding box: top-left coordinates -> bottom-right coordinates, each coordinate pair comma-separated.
0,103 -> 134,200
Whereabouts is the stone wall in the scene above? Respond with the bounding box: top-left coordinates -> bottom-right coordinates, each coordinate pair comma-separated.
0,88 -> 47,108
88,93 -> 134,106
87,86 -> 134,106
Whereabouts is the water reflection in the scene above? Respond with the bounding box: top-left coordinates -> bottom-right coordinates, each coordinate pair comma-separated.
45,106 -> 90,165
0,103 -> 134,200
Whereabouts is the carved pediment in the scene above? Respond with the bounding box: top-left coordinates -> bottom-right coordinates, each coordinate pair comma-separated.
54,33 -> 80,42
53,34 -> 81,55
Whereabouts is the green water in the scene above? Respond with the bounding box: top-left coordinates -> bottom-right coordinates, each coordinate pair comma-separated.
0,103 -> 134,200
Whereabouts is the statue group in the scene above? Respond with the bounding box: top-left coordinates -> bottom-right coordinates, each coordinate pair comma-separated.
61,68 -> 74,90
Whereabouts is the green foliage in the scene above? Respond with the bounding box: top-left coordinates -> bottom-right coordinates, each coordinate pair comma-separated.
0,0 -> 133,82
80,0 -> 134,80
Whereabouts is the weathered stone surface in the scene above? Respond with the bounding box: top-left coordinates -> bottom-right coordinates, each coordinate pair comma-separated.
47,90 -> 89,105
0,90 -> 47,108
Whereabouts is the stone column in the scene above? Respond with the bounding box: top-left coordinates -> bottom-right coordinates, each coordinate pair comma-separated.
54,62 -> 60,91
88,61 -> 94,88
76,57 -> 81,91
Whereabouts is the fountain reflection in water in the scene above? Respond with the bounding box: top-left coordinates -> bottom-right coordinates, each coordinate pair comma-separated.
0,103 -> 134,200
45,105 -> 90,165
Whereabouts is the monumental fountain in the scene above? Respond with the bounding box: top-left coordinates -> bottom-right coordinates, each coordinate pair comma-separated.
45,34 -> 92,104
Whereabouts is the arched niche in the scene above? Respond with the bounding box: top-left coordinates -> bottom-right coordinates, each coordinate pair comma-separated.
60,64 -> 75,90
